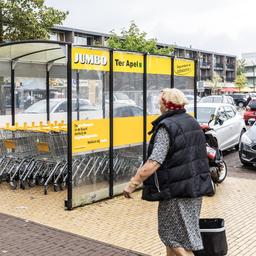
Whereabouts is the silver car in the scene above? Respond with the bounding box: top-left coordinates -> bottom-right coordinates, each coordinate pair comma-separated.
200,95 -> 236,106
186,103 -> 246,151
24,98 -> 97,113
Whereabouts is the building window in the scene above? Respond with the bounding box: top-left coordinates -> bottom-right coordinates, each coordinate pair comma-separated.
74,34 -> 87,45
50,33 -> 58,41
50,32 -> 65,42
58,33 -> 65,42
245,67 -> 253,73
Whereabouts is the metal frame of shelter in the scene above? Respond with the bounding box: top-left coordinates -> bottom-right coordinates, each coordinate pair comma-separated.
0,40 -> 197,210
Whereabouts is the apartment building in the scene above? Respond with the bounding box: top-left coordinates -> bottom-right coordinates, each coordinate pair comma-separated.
169,45 -> 236,83
51,26 -> 237,86
242,52 -> 256,90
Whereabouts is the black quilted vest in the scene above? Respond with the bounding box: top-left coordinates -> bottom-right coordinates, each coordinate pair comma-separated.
142,109 -> 213,201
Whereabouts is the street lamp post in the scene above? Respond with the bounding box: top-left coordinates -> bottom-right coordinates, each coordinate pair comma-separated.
254,65 -> 256,92
251,60 -> 256,93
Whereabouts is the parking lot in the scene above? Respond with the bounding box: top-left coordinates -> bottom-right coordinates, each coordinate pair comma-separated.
0,149 -> 256,256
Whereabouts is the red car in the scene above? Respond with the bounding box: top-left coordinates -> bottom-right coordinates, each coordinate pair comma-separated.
244,98 -> 256,124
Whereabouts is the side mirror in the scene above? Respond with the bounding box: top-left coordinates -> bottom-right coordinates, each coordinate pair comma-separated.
208,114 -> 216,125
215,116 -> 224,125
248,118 -> 256,126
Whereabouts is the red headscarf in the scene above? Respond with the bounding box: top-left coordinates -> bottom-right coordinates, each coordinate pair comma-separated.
161,98 -> 185,110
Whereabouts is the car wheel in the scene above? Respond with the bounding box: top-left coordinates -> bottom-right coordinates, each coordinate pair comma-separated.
239,151 -> 253,167
240,158 -> 252,167
235,129 -> 246,151
238,102 -> 244,108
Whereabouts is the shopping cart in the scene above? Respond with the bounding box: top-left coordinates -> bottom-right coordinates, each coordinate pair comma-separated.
0,122 -> 69,194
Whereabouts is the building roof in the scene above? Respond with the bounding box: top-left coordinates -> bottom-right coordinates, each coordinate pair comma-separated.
53,26 -> 237,58
52,25 -> 110,37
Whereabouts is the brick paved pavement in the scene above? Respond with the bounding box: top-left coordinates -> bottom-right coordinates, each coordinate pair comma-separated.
0,212 -> 145,256
0,150 -> 256,256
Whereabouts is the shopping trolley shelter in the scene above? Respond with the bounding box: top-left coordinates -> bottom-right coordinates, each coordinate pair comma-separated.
0,40 -> 197,210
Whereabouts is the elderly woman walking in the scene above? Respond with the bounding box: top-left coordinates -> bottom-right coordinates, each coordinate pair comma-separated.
123,88 -> 213,256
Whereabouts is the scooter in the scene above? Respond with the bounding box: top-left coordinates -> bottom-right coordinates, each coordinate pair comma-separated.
200,124 -> 227,196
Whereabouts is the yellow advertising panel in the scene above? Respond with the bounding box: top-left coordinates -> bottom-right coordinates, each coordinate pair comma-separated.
72,47 -> 110,71
114,116 -> 143,146
72,119 -> 109,153
174,59 -> 195,77
113,52 -> 143,73
146,115 -> 158,142
72,115 -> 164,153
147,56 -> 171,75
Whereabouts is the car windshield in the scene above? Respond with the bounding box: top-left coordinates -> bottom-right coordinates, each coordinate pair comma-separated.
186,106 -> 216,123
186,95 -> 194,100
115,92 -> 130,100
24,100 -> 58,113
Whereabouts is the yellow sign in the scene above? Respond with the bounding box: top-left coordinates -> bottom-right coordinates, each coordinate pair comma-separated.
174,59 -> 195,77
147,56 -> 171,75
146,115 -> 159,142
113,52 -> 143,73
72,115 -> 163,153
72,119 -> 109,153
114,116 -> 143,146
72,47 -> 110,71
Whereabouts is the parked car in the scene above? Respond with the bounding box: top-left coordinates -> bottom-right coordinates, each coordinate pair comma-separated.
186,103 -> 246,151
239,118 -> 256,166
102,103 -> 144,117
105,92 -> 136,105
199,95 -> 236,106
24,98 -> 98,113
185,94 -> 201,104
229,94 -> 247,108
244,98 -> 256,124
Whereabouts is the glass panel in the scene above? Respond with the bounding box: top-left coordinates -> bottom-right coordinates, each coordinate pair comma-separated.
0,62 -> 11,124
147,55 -> 171,115
174,59 -> 195,105
71,47 -> 109,207
112,51 -> 143,195
15,63 -> 47,126
49,65 -> 68,123
146,55 -> 171,143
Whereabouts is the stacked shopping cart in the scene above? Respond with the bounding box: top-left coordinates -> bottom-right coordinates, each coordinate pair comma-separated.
0,122 -> 142,195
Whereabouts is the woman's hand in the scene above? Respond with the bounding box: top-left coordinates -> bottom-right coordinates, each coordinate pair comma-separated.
123,160 -> 160,199
123,184 -> 136,199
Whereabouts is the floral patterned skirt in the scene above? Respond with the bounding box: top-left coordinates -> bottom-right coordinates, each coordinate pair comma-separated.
158,197 -> 203,251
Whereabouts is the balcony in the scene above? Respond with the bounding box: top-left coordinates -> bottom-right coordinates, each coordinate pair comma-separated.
200,62 -> 211,69
244,72 -> 255,77
214,63 -> 224,70
226,64 -> 235,70
201,76 -> 211,81
226,77 -> 235,82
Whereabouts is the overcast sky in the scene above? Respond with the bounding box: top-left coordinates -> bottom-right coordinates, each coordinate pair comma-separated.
45,0 -> 256,57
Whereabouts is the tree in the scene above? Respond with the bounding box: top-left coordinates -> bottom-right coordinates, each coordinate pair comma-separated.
0,0 -> 68,43
236,59 -> 246,76
212,71 -> 222,90
107,21 -> 173,55
235,74 -> 247,91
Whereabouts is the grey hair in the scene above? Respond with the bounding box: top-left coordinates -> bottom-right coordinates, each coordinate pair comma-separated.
160,88 -> 189,105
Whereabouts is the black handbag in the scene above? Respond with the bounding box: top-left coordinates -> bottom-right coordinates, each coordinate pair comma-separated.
194,218 -> 228,256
